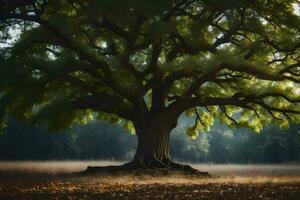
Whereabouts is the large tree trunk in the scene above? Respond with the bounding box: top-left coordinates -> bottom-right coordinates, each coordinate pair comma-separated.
131,121 -> 172,168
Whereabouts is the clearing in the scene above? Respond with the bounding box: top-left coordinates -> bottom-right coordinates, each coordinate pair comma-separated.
0,161 -> 299,199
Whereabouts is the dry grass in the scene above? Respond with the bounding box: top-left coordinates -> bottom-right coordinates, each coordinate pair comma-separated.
0,161 -> 299,199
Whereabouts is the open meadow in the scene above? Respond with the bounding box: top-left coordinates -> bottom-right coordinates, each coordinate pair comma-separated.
0,161 -> 299,199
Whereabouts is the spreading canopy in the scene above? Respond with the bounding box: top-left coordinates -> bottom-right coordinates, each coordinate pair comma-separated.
0,0 -> 300,137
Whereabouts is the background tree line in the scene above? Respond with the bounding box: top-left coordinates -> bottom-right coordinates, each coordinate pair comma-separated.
0,116 -> 300,163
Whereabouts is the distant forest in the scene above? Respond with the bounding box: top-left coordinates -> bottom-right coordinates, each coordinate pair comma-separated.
0,117 -> 300,163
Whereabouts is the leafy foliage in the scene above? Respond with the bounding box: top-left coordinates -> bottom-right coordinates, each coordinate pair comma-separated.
0,0 -> 300,137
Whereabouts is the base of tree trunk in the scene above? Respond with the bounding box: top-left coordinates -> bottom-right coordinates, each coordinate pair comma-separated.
80,160 -> 212,178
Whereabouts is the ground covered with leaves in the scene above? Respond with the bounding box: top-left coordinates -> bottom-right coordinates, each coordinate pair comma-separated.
0,162 -> 299,199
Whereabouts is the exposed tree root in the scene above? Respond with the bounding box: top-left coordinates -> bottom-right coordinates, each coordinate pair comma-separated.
80,159 -> 212,178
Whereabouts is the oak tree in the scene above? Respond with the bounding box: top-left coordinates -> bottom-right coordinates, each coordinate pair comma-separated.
0,0 -> 300,171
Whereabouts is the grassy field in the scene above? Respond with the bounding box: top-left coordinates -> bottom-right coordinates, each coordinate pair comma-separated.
0,161 -> 299,199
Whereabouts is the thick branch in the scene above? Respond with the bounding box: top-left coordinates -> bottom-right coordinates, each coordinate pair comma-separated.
165,90 -> 300,121
71,93 -> 132,119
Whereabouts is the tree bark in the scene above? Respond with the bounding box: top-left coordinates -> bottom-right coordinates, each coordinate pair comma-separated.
132,121 -> 172,168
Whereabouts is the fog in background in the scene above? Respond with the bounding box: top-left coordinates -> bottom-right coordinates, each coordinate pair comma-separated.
0,116 -> 300,164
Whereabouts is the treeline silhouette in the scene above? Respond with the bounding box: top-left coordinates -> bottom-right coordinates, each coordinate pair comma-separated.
0,117 -> 300,163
